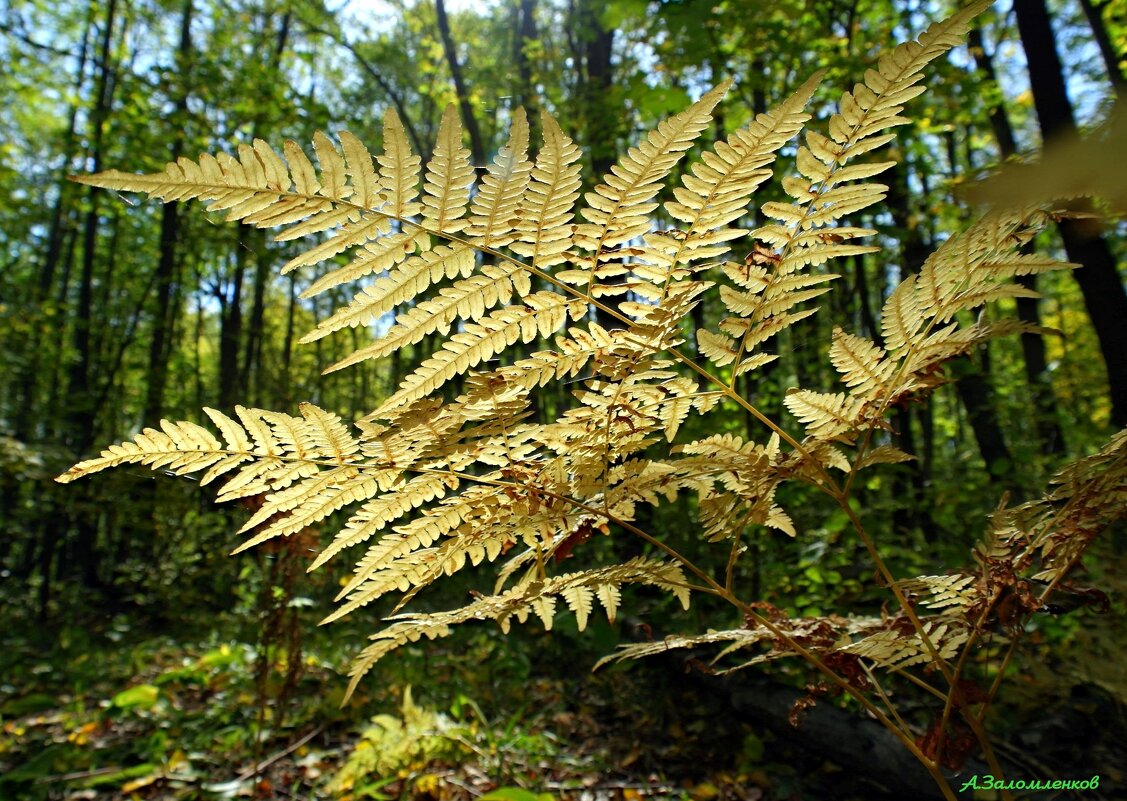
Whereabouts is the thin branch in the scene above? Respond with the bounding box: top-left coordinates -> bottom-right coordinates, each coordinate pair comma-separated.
233,724 -> 327,782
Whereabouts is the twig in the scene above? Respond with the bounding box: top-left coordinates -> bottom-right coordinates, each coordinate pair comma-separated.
233,724 -> 327,783
36,765 -> 124,784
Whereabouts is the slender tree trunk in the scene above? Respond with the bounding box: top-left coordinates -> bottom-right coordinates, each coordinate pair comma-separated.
435,0 -> 486,169
241,247 -> 269,405
282,271 -> 297,406
1077,0 -> 1125,97
218,242 -> 246,410
145,0 -> 194,426
513,0 -> 539,143
1015,0 -> 1127,429
577,0 -> 615,179
968,26 -> 1066,455
12,2 -> 94,441
61,0 -> 119,593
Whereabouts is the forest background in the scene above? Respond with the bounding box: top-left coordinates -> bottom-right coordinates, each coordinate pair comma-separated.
1,0 -> 1126,799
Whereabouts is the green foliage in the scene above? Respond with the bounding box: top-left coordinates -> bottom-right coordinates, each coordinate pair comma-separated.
330,686 -> 469,796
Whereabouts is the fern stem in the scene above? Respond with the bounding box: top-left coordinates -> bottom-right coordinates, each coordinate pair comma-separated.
836,497 -> 956,682
861,662 -> 913,738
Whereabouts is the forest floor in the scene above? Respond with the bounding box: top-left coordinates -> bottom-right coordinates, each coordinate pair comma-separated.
2,583 -> 1125,801
0,604 -> 925,801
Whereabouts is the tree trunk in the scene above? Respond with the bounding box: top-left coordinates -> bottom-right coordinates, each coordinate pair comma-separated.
513,0 -> 539,144
62,0 -> 119,592
1015,0 -> 1127,429
12,1 -> 94,441
952,350 -> 1017,487
1077,0 -> 1125,97
218,239 -> 246,410
435,0 -> 486,169
968,26 -> 1066,455
145,0 -> 194,426
241,241 -> 269,405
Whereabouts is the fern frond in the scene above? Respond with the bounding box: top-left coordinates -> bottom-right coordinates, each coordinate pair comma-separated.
709,1 -> 991,378
377,108 -> 424,219
466,107 -> 533,247
510,111 -> 583,268
462,323 -> 619,396
309,473 -> 457,571
339,556 -> 690,698
421,105 -> 474,235
372,293 -> 587,415
783,390 -> 870,442
302,245 -> 476,342
573,81 -> 729,294
828,328 -> 896,400
56,419 -> 228,482
654,72 -> 823,272
325,264 -> 534,371
843,621 -> 968,670
898,574 -> 978,610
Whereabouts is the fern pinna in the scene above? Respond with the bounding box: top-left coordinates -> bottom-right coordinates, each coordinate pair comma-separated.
58,2 -> 1127,796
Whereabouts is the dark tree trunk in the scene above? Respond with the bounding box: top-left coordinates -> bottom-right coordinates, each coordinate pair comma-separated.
145,0 -> 194,426
62,0 -> 119,592
218,240 -> 247,410
435,0 -> 486,169
513,0 -> 539,144
884,161 -> 943,538
1015,0 -> 1127,429
574,0 -> 620,330
577,0 -> 615,179
1077,0 -> 1125,97
968,26 -> 1066,455
67,0 -> 117,452
952,350 -> 1017,488
241,241 -> 269,406
282,271 -> 297,406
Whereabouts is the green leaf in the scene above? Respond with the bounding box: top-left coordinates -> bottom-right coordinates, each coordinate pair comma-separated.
110,684 -> 159,709
81,763 -> 157,788
479,789 -> 554,801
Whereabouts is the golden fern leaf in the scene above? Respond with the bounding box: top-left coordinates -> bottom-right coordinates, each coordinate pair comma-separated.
466,107 -> 533,247
339,131 -> 381,211
372,292 -> 587,415
460,323 -> 618,396
281,214 -> 392,274
510,110 -> 583,268
72,142 -> 320,224
296,111 -> 424,295
421,105 -> 474,235
324,264 -> 533,371
843,621 -> 968,670
55,404 -> 402,552
378,107 -> 424,219
55,419 -> 228,483
783,389 -> 870,442
852,209 -> 1072,408
301,245 -> 476,343
713,1 -> 992,377
857,443 -> 915,469
573,81 -> 729,296
898,574 -> 978,610
308,473 -> 457,571
828,327 -> 896,399
659,72 -> 823,269
595,629 -> 762,669
334,484 -> 505,600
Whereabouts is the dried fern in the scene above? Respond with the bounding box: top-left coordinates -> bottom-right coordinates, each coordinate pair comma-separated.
57,3 -> 1127,795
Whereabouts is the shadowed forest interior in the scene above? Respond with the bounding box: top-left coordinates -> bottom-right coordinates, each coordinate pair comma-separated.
1,0 -> 1126,799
